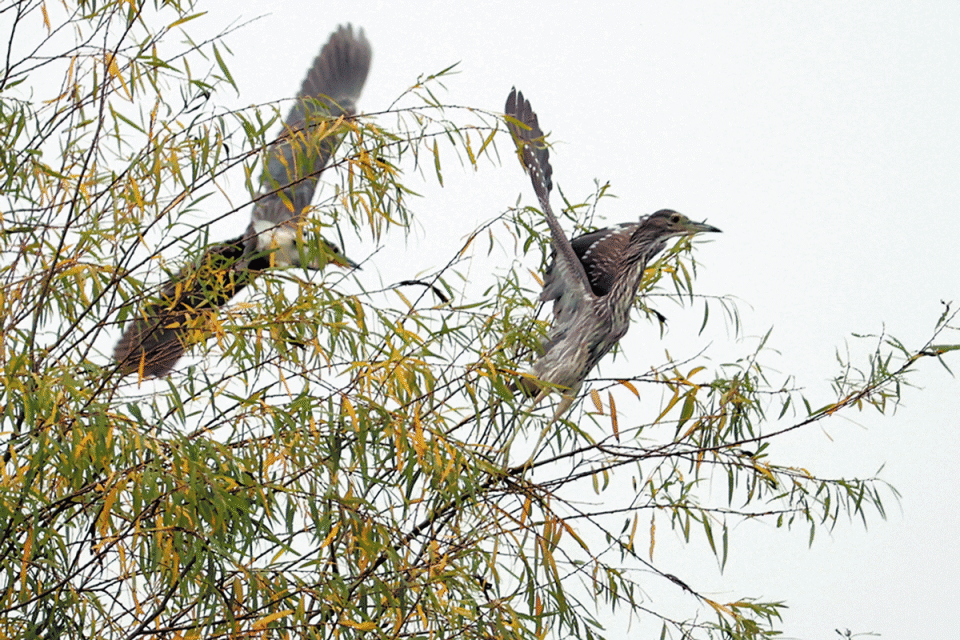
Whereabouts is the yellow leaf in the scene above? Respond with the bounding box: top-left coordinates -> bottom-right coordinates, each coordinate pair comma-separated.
704,598 -> 734,617
654,387 -> 682,424
341,395 -> 358,431
20,528 -> 34,587
685,365 -> 706,381
754,462 -> 778,485
617,379 -> 640,398
74,430 -> 94,456
649,512 -> 656,561
464,131 -> 476,167
98,482 -> 122,535
481,355 -> 498,379
40,2 -> 51,32
627,513 -> 638,551
167,11 -> 207,29
608,392 -> 619,441
680,419 -> 700,441
528,268 -> 544,287
253,609 -> 293,630
541,539 -> 559,578
104,53 -> 131,100
557,518 -> 589,551
393,289 -> 412,309
318,523 -> 340,550
130,179 -> 143,209
458,231 -> 477,258
589,389 -> 602,414
339,619 -> 377,631
412,410 -> 426,460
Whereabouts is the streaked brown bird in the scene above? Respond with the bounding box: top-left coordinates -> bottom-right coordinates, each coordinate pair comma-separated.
114,25 -> 371,377
504,88 -> 721,417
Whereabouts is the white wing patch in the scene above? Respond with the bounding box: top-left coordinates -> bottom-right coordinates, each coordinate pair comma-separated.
253,219 -> 299,266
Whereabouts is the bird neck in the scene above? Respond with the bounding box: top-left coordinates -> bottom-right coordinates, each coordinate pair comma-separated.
625,230 -> 668,273
605,234 -> 669,318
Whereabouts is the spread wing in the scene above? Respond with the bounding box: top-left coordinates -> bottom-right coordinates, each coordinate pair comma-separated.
504,88 -> 595,326
246,24 -> 372,250
114,25 -> 371,378
564,222 -> 638,297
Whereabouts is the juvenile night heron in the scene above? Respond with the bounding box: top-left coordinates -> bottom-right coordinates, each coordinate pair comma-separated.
504,88 -> 721,417
114,25 -> 371,377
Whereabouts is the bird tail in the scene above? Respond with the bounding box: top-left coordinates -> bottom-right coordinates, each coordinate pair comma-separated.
504,88 -> 555,208
114,237 -> 250,377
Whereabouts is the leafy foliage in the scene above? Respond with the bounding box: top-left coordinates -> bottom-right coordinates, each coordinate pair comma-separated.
1,2 -> 957,639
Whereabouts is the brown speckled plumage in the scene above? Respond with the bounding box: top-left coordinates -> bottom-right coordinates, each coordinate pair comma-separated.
505,88 -> 721,416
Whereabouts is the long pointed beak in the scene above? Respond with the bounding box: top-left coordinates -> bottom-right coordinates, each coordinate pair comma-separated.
688,220 -> 722,234
319,237 -> 361,270
333,254 -> 361,270
342,256 -> 363,271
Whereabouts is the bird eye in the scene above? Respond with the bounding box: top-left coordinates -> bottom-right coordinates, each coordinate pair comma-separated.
670,214 -> 681,224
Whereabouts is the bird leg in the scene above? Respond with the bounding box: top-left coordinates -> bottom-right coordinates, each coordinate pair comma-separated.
548,393 -> 576,424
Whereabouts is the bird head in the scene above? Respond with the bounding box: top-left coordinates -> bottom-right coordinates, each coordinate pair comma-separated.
252,220 -> 359,270
621,209 -> 721,269
319,238 -> 360,270
639,209 -> 722,240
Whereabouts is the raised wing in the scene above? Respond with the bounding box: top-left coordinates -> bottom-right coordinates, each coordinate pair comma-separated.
505,88 -> 595,324
247,25 -> 372,251
114,25 -> 371,378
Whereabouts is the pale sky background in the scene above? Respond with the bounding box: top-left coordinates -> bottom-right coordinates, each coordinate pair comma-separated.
104,1 -> 960,638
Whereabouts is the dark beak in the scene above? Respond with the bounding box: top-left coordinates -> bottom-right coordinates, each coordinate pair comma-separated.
331,253 -> 361,270
688,220 -> 722,234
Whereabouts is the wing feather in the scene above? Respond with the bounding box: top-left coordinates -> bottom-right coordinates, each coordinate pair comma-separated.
248,25 -> 372,244
504,88 -> 594,310
114,25 -> 371,377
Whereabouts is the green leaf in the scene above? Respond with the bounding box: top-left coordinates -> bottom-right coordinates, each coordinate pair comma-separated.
212,43 -> 237,93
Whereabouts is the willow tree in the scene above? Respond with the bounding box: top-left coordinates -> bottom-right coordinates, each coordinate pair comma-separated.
1,2 -> 956,639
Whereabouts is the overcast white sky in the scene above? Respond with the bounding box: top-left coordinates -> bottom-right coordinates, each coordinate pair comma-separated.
110,1 -> 960,637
